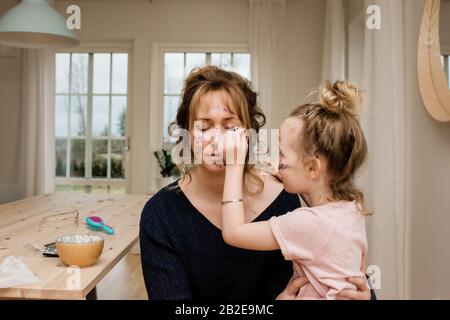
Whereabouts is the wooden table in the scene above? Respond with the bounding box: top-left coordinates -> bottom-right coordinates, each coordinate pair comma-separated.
0,193 -> 149,299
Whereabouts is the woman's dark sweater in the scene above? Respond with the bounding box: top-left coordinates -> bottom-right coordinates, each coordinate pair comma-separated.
139,181 -> 299,300
139,181 -> 377,300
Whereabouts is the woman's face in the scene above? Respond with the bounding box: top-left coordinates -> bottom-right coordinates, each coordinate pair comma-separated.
192,90 -> 244,173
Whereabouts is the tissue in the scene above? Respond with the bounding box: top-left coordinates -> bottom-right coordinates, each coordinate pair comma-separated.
0,256 -> 40,288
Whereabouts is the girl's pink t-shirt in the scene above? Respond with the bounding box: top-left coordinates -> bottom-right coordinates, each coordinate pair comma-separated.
268,200 -> 367,300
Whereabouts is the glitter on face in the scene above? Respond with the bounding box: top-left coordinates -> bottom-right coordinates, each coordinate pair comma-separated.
211,105 -> 229,113
278,163 -> 292,170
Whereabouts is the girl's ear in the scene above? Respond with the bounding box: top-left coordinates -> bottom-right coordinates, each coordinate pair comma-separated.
307,156 -> 322,179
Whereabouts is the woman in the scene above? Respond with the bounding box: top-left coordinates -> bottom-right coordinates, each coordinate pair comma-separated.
139,66 -> 373,300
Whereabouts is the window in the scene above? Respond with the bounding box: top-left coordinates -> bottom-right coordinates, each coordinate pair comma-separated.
163,52 -> 251,145
442,54 -> 450,88
55,53 -> 128,193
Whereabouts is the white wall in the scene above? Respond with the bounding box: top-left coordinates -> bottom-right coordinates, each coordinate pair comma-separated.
53,0 -> 326,194
342,0 -> 450,299
345,0 -> 364,82
285,0 -> 326,109
440,1 -> 450,50
0,0 -> 22,203
405,0 -> 450,300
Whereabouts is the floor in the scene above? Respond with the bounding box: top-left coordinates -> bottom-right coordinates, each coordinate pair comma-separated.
96,253 -> 148,300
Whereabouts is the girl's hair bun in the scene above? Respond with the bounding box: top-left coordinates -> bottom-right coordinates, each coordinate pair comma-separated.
319,80 -> 363,117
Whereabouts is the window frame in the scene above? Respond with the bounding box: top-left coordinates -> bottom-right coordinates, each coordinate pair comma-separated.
162,51 -> 251,144
149,43 -> 250,191
55,43 -> 132,190
442,46 -> 450,87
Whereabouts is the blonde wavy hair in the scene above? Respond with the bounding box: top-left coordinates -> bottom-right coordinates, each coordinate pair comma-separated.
168,65 -> 267,194
290,80 -> 370,214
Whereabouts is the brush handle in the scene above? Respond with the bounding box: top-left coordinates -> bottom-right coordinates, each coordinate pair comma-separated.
101,224 -> 115,235
86,217 -> 115,235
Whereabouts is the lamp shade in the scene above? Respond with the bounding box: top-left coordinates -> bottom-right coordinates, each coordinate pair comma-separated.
0,0 -> 79,49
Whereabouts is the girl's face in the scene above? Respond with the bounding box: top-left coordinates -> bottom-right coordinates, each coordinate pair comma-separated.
278,117 -> 316,194
192,90 -> 243,173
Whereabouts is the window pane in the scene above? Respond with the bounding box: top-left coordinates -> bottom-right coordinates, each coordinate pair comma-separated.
55,54 -> 70,94
164,53 -> 184,94
91,185 -> 125,194
71,96 -> 87,136
70,139 -> 85,177
112,53 -> 128,94
55,95 -> 69,136
185,53 -> 205,76
93,53 -> 111,94
163,96 -> 180,140
212,53 -> 231,70
111,96 -> 127,137
55,184 -> 125,194
233,53 -> 251,80
70,53 -> 88,94
55,138 -> 67,177
447,57 -> 450,88
92,96 -> 109,137
92,139 -> 108,178
111,140 -> 125,179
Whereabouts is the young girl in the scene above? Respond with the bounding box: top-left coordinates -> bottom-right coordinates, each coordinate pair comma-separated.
221,80 -> 369,300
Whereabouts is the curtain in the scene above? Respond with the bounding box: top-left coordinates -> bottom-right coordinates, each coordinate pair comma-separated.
361,0 -> 408,299
321,0 -> 409,299
321,0 -> 346,81
18,49 -> 56,197
0,45 -> 21,204
249,0 -> 287,130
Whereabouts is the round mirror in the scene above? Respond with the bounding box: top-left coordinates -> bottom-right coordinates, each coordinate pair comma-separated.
418,0 -> 450,122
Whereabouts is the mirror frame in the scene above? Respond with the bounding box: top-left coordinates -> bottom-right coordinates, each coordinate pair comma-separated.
418,0 -> 450,122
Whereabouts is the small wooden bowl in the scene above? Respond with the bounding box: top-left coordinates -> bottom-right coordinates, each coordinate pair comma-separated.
56,235 -> 104,268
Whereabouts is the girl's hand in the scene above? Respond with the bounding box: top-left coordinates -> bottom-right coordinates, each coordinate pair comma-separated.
276,275 -> 309,300
223,127 -> 248,167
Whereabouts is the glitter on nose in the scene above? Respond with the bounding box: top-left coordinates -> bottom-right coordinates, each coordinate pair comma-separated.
194,134 -> 204,144
215,128 -> 220,141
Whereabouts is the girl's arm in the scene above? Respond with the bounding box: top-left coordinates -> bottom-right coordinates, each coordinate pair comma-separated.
221,129 -> 279,251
